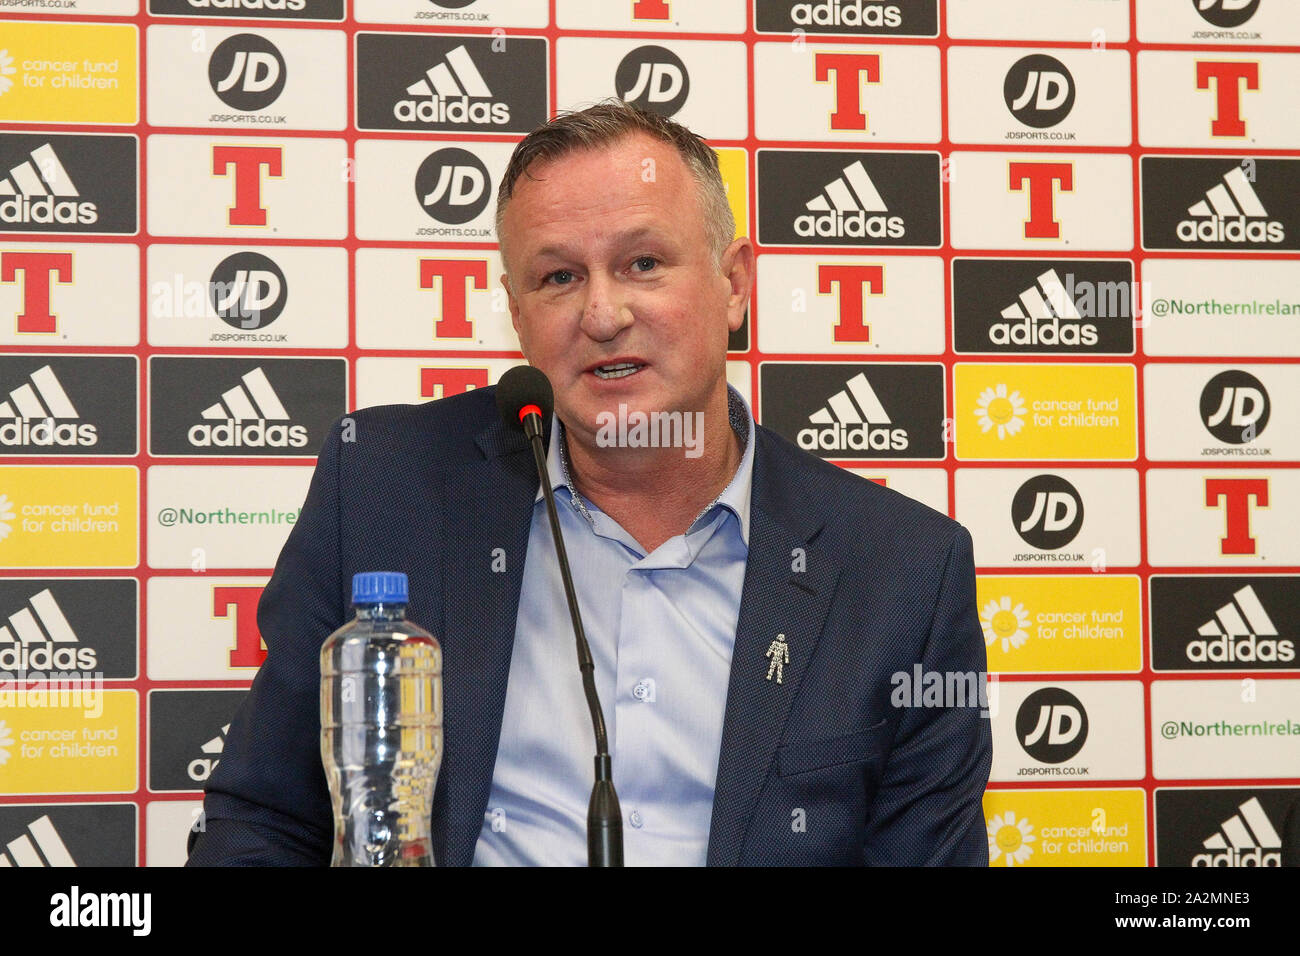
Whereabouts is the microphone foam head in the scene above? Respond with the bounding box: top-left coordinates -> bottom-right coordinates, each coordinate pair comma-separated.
496,364 -> 555,429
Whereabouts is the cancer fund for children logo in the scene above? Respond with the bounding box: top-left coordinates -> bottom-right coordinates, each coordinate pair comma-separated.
956,364 -> 1138,463
0,467 -> 137,568
977,575 -> 1142,673
955,364 -> 1137,461
983,789 -> 1147,866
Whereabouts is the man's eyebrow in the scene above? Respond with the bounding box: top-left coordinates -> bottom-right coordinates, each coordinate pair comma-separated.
523,226 -> 674,263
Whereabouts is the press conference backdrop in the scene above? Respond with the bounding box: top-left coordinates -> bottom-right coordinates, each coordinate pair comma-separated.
0,0 -> 1297,868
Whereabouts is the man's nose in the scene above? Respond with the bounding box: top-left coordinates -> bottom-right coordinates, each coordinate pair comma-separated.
578,273 -> 634,342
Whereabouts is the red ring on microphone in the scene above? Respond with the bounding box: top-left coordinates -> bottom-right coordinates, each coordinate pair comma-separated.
518,403 -> 543,423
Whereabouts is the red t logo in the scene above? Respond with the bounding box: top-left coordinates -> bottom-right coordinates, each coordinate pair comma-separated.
815,52 -> 881,131
214,586 -> 267,669
212,145 -> 283,227
420,367 -> 490,400
818,263 -> 883,343
632,0 -> 670,18
1,251 -> 72,334
1205,477 -> 1269,555
1009,162 -> 1073,240
420,259 -> 488,340
1196,61 -> 1259,138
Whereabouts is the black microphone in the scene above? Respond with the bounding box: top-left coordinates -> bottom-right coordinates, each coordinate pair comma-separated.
496,365 -> 623,868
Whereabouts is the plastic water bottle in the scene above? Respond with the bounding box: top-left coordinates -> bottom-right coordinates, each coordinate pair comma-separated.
320,572 -> 442,867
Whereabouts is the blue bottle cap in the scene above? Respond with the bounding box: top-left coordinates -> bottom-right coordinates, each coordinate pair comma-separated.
352,571 -> 408,605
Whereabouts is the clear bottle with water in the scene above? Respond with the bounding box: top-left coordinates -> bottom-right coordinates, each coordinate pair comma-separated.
320,571 -> 442,867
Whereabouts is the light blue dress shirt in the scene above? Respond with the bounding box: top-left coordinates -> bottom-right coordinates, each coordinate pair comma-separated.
472,386 -> 755,866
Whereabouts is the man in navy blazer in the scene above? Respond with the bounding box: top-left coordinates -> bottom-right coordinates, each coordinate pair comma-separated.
188,102 -> 991,867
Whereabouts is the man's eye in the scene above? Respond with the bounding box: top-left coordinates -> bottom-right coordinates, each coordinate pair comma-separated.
545,269 -> 575,285
631,256 -> 658,272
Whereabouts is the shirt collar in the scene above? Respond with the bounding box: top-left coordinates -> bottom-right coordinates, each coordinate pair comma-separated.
535,384 -> 755,546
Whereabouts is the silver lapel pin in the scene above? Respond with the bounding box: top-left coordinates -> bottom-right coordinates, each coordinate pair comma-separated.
765,633 -> 790,684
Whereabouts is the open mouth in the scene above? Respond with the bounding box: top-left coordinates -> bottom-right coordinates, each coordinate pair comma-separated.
591,362 -> 646,381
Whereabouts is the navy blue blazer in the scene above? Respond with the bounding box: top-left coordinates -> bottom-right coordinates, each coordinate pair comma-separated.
188,386 -> 991,866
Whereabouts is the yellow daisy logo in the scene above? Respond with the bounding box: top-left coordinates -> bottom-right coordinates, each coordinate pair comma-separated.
0,51 -> 15,97
987,811 -> 1035,867
0,494 -> 15,541
980,596 -> 1031,652
974,384 -> 1027,439
0,719 -> 13,767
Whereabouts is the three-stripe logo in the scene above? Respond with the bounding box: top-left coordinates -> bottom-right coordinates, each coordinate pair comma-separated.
0,143 -> 98,227
796,160 -> 905,240
1177,165 -> 1285,244
0,586 -> 97,671
0,815 -> 77,867
1193,796 -> 1281,866
394,45 -> 510,126
1186,584 -> 1294,664
187,366 -> 307,449
0,365 -> 97,448
796,371 -> 908,452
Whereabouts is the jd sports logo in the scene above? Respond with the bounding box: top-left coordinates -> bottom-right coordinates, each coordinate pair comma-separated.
356,34 -> 546,134
208,34 -> 287,112
415,147 -> 491,224
0,814 -> 76,867
149,357 -> 345,457
754,0 -> 938,36
758,362 -> 944,460
1151,576 -> 1299,672
0,588 -> 97,673
1012,475 -> 1084,550
757,150 -> 941,247
952,259 -> 1135,355
0,134 -> 137,235
1004,54 -> 1075,129
1143,158 -> 1299,252
0,357 -> 136,455
210,251 -> 288,330
1015,687 -> 1087,763
1194,0 -> 1261,28
1196,797 -> 1281,866
616,46 -> 689,117
1200,370 -> 1269,444
147,0 -> 345,21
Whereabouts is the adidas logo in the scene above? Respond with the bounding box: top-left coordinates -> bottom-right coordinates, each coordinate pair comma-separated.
0,587 -> 97,672
790,0 -> 903,29
0,144 -> 98,227
1187,585 -> 1294,664
394,45 -> 510,126
795,161 -> 904,240
0,365 -> 97,448
187,723 -> 229,783
1177,166 -> 1285,245
186,0 -> 306,10
1193,797 -> 1281,866
797,372 -> 907,452
187,367 -> 306,449
991,269 -> 1098,348
0,814 -> 76,867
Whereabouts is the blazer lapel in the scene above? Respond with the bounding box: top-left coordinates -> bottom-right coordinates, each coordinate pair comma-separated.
706,429 -> 842,866
434,416 -> 545,866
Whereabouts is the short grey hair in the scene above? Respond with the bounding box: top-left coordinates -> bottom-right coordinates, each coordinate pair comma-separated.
495,99 -> 735,267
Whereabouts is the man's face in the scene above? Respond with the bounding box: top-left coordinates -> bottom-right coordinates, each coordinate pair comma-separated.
499,132 -> 750,448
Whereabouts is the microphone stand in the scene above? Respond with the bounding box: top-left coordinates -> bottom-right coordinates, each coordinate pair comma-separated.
520,406 -> 623,867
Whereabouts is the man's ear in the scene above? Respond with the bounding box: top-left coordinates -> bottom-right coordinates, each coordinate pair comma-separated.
721,237 -> 754,333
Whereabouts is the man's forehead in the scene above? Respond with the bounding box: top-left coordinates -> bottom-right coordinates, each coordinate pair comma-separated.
510,132 -> 689,201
